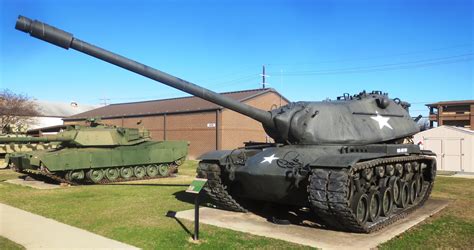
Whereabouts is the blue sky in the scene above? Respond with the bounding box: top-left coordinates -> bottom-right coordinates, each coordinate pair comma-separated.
1,0 -> 472,117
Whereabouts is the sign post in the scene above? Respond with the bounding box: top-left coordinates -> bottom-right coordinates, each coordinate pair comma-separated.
186,178 -> 208,241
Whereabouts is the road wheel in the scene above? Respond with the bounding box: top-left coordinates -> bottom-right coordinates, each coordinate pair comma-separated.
158,164 -> 170,176
146,165 -> 158,177
351,193 -> 369,224
120,167 -> 134,179
380,187 -> 394,217
134,166 -> 146,179
105,168 -> 119,181
368,190 -> 381,222
66,170 -> 85,181
399,182 -> 409,208
87,169 -> 104,183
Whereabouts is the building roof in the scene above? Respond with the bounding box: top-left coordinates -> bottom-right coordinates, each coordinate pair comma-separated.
426,100 -> 474,107
64,88 -> 289,121
36,100 -> 99,118
420,125 -> 474,135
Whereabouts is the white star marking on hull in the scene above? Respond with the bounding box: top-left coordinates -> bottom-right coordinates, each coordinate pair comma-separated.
370,111 -> 393,130
261,154 -> 279,164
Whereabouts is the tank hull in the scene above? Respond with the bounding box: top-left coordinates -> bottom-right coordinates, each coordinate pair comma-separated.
7,140 -> 188,184
198,143 -> 436,232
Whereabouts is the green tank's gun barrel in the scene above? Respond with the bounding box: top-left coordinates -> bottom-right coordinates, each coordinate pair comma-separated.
0,135 -> 72,143
15,16 -> 274,128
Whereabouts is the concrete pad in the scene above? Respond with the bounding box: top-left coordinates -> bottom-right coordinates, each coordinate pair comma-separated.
0,203 -> 138,249
5,178 -> 64,190
176,198 -> 449,249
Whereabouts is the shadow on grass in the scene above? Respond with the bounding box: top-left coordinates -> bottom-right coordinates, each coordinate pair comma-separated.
172,190 -> 331,231
166,210 -> 193,238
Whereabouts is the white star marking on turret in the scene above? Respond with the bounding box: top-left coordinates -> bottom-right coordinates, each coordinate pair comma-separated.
261,154 -> 279,164
371,111 -> 393,130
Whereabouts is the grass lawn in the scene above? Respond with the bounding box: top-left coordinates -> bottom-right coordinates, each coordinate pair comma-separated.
0,236 -> 25,250
0,161 -> 309,249
0,162 -> 473,249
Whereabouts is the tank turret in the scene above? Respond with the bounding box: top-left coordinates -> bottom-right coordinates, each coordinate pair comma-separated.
0,125 -> 150,146
15,16 -> 419,146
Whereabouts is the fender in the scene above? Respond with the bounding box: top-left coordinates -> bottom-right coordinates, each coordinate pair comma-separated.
310,153 -> 387,168
198,150 -> 233,165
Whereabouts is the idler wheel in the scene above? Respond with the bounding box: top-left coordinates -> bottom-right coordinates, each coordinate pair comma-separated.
398,181 -> 409,208
120,167 -> 134,179
174,158 -> 185,166
351,193 -> 369,224
146,165 -> 159,177
87,169 -> 104,183
368,190 -> 381,222
66,170 -> 84,181
105,168 -> 119,181
380,187 -> 394,217
158,164 -> 170,176
134,166 -> 146,178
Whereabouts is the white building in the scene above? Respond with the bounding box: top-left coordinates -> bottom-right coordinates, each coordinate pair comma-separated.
414,126 -> 474,173
31,101 -> 98,129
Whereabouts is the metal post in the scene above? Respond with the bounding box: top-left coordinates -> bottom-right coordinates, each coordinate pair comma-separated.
194,193 -> 200,240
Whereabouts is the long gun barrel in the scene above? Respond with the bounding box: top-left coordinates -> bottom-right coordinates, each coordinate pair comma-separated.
0,135 -> 72,143
15,16 -> 273,128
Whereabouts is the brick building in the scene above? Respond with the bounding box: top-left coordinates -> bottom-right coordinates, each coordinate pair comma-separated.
63,88 -> 289,159
427,100 -> 474,130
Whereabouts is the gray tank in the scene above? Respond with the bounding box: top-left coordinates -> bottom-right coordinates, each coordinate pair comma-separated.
15,15 -> 436,233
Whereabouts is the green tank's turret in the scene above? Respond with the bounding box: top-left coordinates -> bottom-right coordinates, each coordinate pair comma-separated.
0,125 -> 150,147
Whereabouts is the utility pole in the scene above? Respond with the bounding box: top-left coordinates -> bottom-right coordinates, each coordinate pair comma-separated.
99,98 -> 110,106
260,65 -> 270,89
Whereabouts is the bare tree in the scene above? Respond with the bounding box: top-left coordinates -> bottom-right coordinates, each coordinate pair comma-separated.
0,89 -> 40,134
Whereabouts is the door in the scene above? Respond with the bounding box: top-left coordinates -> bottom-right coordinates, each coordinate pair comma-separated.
424,138 -> 443,170
443,138 -> 463,172
424,137 -> 464,172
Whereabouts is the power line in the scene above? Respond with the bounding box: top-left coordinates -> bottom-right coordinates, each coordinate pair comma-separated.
267,44 -> 472,67
268,54 -> 472,76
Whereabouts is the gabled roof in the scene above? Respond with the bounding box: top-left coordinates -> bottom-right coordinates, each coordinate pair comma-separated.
443,125 -> 474,134
64,88 -> 288,121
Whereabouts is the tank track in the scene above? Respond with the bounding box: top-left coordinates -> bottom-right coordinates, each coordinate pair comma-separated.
198,155 -> 435,233
18,165 -> 178,186
308,155 -> 435,233
197,162 -> 248,212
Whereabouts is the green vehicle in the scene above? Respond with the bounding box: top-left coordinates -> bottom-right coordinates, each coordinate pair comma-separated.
0,134 -> 57,168
2,121 -> 188,184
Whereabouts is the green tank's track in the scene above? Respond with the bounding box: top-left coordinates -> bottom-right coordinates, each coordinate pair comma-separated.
197,155 -> 435,233
197,162 -> 247,212
18,164 -> 178,186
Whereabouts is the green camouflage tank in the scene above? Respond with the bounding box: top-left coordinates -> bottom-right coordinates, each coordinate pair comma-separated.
2,121 -> 188,184
0,134 -> 57,168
